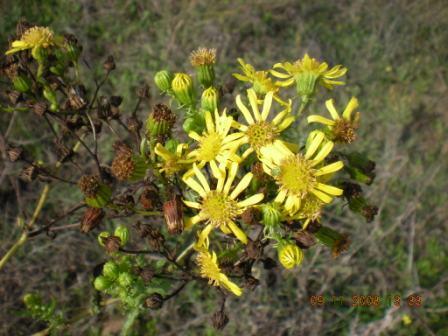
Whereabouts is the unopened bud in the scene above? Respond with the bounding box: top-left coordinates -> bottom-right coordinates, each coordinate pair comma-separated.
154,70 -> 173,93
102,261 -> 119,280
201,86 -> 219,112
278,243 -> 304,269
12,75 -> 31,93
172,73 -> 195,106
261,203 -> 281,228
114,225 -> 129,246
118,272 -> 133,287
94,276 -> 112,291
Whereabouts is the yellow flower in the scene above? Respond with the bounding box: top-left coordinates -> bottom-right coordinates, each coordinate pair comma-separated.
154,143 -> 193,176
196,239 -> 242,296
6,26 -> 55,57
292,194 -> 324,228
278,244 -> 303,269
233,58 -> 280,95
186,109 -> 242,175
190,47 -> 216,66
271,54 -> 347,98
308,97 -> 360,144
260,132 -> 343,215
230,89 -> 294,158
183,162 -> 264,245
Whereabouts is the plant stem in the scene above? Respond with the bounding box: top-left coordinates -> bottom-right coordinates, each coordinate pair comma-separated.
0,184 -> 50,270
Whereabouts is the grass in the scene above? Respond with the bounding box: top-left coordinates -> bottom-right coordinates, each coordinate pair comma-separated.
1,0 -> 447,335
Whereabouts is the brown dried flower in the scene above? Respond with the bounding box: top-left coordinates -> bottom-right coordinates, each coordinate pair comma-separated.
80,207 -> 104,233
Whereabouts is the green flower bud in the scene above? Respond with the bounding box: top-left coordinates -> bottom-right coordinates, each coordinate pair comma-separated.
154,70 -> 173,93
201,86 -> 219,112
165,139 -> 179,153
12,75 -> 31,93
114,225 -> 129,246
118,272 -> 133,287
23,293 -> 41,307
94,275 -> 112,291
172,73 -> 195,106
295,72 -> 319,104
182,112 -> 205,134
97,231 -> 110,246
102,261 -> 119,280
261,203 -> 282,228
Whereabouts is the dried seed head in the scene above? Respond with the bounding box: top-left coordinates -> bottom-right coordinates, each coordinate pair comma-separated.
163,195 -> 184,235
293,230 -> 316,249
31,101 -> 48,116
241,207 -> 261,226
305,220 -> 322,233
245,240 -> 263,260
211,310 -> 229,330
139,267 -> 155,283
139,188 -> 161,210
111,145 -> 134,181
103,55 -> 115,73
4,62 -> 19,79
362,205 -> 378,223
145,293 -> 164,310
53,139 -> 73,163
78,175 -> 101,198
126,116 -> 142,133
341,182 -> 363,200
102,235 -> 121,253
7,90 -> 21,105
20,165 -> 38,182
244,275 -> 260,291
68,86 -> 87,110
80,207 -> 104,233
332,118 -> 358,143
7,146 -> 23,162
137,83 -> 151,99
332,234 -> 351,258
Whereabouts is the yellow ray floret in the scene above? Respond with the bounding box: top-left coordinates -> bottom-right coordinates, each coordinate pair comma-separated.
260,132 -> 343,215
307,97 -> 360,143
195,239 -> 242,296
186,109 -> 242,177
271,53 -> 347,90
229,89 -> 294,158
6,26 -> 56,57
183,162 -> 264,245
154,143 -> 193,176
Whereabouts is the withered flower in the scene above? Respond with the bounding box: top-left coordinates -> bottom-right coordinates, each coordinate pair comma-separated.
163,195 -> 184,235
145,293 -> 164,310
80,207 -> 104,233
211,310 -> 229,330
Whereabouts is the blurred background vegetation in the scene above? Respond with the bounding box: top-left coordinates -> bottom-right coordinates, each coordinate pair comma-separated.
0,0 -> 447,335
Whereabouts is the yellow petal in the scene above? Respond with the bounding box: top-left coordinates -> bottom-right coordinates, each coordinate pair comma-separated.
184,177 -> 207,198
188,131 -> 202,142
223,162 -> 238,195
305,132 -> 325,159
274,189 -> 287,203
237,193 -> 264,208
325,99 -> 339,120
183,200 -> 201,209
248,89 -> 261,121
342,97 -> 359,120
315,183 -> 343,196
193,164 -> 211,193
261,91 -> 274,120
236,94 -> 254,125
184,215 -> 203,229
219,274 -> 243,296
315,161 -> 344,176
227,221 -> 248,244
311,141 -> 334,165
307,115 -> 336,126
229,172 -> 253,199
310,189 -> 333,203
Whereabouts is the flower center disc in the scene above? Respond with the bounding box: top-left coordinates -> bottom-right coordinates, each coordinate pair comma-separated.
201,191 -> 238,226
198,132 -> 223,161
278,155 -> 316,196
246,121 -> 276,150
